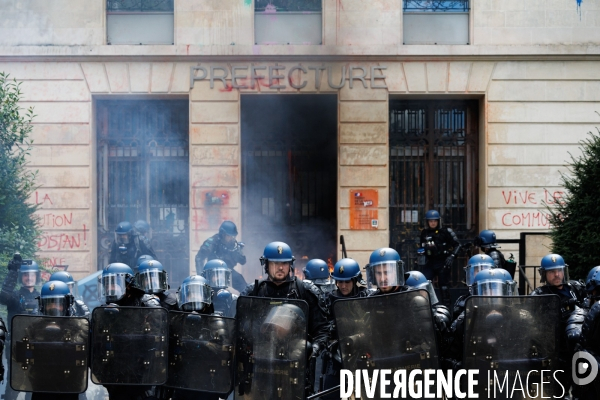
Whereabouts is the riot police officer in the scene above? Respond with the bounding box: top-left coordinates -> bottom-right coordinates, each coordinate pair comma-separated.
530,254 -> 586,397
49,271 -> 90,318
202,259 -> 237,317
240,241 -> 329,386
365,247 -> 409,295
109,221 -> 156,270
303,259 -> 335,294
136,259 -> 177,310
474,229 -> 507,269
405,270 -> 451,335
452,254 -> 496,319
0,254 -> 39,400
195,221 -> 248,293
97,263 -> 160,400
136,254 -> 154,274
419,210 -> 462,288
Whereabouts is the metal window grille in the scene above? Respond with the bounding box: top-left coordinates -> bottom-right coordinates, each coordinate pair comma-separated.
107,0 -> 174,12
255,0 -> 322,12
403,0 -> 469,12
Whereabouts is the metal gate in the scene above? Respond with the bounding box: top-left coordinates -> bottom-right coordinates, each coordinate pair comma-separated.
241,95 -> 337,276
97,100 -> 189,284
389,100 -> 479,286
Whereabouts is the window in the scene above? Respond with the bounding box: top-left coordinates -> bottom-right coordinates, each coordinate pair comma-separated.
403,0 -> 470,45
254,0 -> 322,45
107,0 -> 174,45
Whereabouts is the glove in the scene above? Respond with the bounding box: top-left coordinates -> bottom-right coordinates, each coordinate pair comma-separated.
7,253 -> 22,271
444,255 -> 455,269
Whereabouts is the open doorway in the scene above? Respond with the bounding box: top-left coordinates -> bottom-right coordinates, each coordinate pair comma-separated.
241,95 -> 337,278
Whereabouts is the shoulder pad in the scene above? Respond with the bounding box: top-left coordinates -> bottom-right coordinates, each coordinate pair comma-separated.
302,280 -> 324,299
446,228 -> 454,233
163,291 -> 177,306
530,287 -> 547,296
567,306 -> 587,325
434,304 -> 452,319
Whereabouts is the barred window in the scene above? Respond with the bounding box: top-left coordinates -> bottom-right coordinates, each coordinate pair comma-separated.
254,0 -> 321,12
403,0 -> 469,12
107,0 -> 174,12
403,0 -> 470,44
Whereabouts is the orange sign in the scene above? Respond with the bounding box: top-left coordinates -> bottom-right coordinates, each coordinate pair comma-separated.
349,190 -> 379,230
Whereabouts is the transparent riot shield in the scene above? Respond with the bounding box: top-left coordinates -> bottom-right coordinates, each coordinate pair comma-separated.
236,297 -> 309,400
90,306 -> 168,385
10,315 -> 89,393
333,290 -> 441,400
463,295 -> 561,399
166,311 -> 235,394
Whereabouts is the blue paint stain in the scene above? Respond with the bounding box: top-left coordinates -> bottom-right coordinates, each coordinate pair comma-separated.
244,0 -> 252,6
577,0 -> 582,19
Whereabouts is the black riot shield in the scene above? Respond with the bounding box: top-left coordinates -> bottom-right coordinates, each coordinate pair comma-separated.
90,306 -> 168,385
463,295 -> 561,399
10,315 -> 89,393
236,297 -> 309,400
333,290 -> 441,400
166,311 -> 235,394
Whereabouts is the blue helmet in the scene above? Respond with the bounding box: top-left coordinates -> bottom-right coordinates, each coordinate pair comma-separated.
539,254 -> 569,285
585,266 -> 600,294
99,263 -> 134,303
472,268 -> 517,296
476,230 -> 498,249
260,241 -> 295,273
40,280 -> 73,316
114,221 -> 133,245
136,260 -> 168,294
425,210 -> 440,220
50,270 -> 78,298
304,259 -> 330,280
134,220 -> 150,235
19,260 -> 40,288
202,259 -> 232,290
464,254 -> 495,286
405,270 -> 439,305
366,248 -> 405,288
137,255 -> 154,267
219,221 -> 238,237
177,275 -> 212,312
332,258 -> 362,282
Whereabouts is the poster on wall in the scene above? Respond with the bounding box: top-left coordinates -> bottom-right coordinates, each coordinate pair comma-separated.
349,190 -> 379,230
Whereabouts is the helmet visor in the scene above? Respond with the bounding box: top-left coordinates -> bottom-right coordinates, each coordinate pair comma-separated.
261,305 -> 305,337
41,297 -> 67,316
543,266 -> 569,286
66,281 -> 79,298
370,261 -> 405,289
115,233 -> 130,245
203,268 -> 232,289
100,274 -> 126,303
464,262 -> 494,286
177,282 -> 212,312
19,271 -> 40,288
136,269 -> 168,294
475,281 -> 515,296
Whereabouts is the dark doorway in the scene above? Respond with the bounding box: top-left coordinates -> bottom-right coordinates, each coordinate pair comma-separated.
241,95 -> 337,278
96,99 -> 190,284
389,100 -> 479,286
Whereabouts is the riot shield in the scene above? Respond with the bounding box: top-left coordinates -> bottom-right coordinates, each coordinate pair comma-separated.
10,315 -> 89,393
236,297 -> 309,400
90,306 -> 168,385
333,290 -> 441,400
166,311 -> 235,394
463,295 -> 561,399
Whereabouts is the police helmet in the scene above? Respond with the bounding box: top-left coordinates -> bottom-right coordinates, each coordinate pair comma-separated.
114,221 -> 133,246
19,261 -> 40,288
260,241 -> 295,273
40,280 -> 73,317
425,210 -> 441,228
134,220 -> 150,235
472,268 -> 517,296
366,248 -> 405,288
99,263 -> 134,304
49,270 -> 78,298
136,260 -> 168,294
303,259 -> 329,280
261,303 -> 306,338
202,259 -> 232,290
464,254 -> 495,287
219,221 -> 238,237
405,270 -> 439,305
539,254 -> 569,285
177,275 -> 212,312
585,266 -> 600,295
332,258 -> 362,282
475,230 -> 498,249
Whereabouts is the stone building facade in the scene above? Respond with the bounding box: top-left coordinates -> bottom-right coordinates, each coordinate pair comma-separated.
1,0 -> 598,286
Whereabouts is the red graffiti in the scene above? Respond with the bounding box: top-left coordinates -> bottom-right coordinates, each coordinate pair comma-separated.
500,189 -> 565,206
42,258 -> 67,269
544,190 -> 565,205
39,213 -> 73,228
501,212 -> 550,228
34,191 -> 53,205
38,224 -> 88,251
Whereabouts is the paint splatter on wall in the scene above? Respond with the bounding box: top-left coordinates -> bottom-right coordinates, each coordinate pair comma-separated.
244,0 -> 252,6
577,0 -> 582,19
